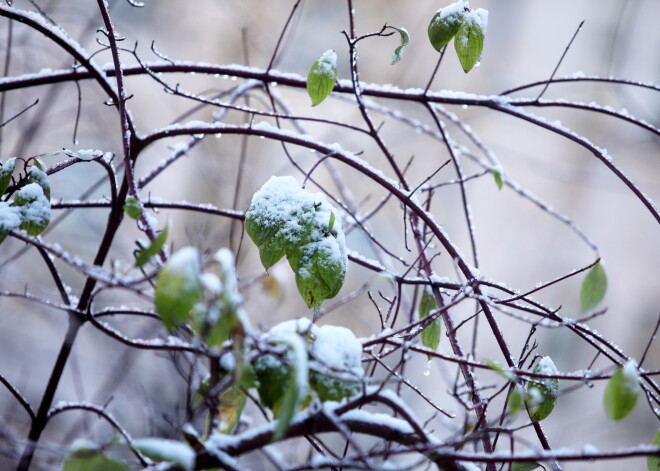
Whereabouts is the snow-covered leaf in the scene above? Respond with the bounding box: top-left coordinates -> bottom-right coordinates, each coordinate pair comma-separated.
307,50 -> 337,106
245,176 -> 347,308
526,356 -> 558,422
123,197 -> 142,220
454,8 -> 488,73
62,444 -> 129,471
391,27 -> 410,64
135,226 -> 168,267
428,1 -> 466,52
580,262 -> 607,312
155,247 -> 202,331
648,429 -> 660,471
419,287 -> 441,357
310,325 -> 363,401
134,438 -> 195,471
12,183 -> 51,236
28,166 -> 51,201
0,157 -> 16,195
0,203 -> 21,243
603,360 -> 639,421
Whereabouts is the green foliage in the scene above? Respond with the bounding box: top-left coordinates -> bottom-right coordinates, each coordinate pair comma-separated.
648,429 -> 660,471
419,287 -> 441,358
428,3 -> 465,52
28,164 -> 51,201
511,462 -> 541,471
580,262 -> 608,312
245,176 -> 347,308
526,356 -> 558,422
492,167 -> 503,190
12,183 -> 51,236
603,361 -> 640,421
135,226 -> 168,267
155,246 -> 202,331
123,197 -> 142,220
307,50 -> 337,106
454,9 -> 487,73
509,384 -> 525,416
217,386 -> 248,434
390,27 -> 410,64
0,157 -> 16,195
62,443 -> 129,471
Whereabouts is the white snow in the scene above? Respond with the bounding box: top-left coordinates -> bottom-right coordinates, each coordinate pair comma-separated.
0,203 -> 21,233
133,437 -> 196,471
536,356 -> 558,375
311,325 -> 363,376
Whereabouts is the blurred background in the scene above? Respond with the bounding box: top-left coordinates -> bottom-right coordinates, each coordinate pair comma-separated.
0,0 -> 658,469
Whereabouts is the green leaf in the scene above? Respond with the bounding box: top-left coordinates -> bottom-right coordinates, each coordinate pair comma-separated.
391,27 -> 410,65
580,262 -> 607,312
0,203 -> 21,244
648,429 -> 660,471
0,157 -> 16,195
428,3 -> 466,52
307,50 -> 337,106
133,438 -> 195,471
509,384 -> 525,416
28,166 -> 51,201
604,361 -> 640,421
218,386 -> 247,434
123,197 -> 142,220
155,247 -> 202,331
511,462 -> 541,471
454,8 -> 488,73
135,226 -> 168,267
309,325 -> 363,402
273,335 -> 308,441
245,176 -> 347,308
12,183 -> 51,236
486,359 -> 517,382
419,287 -> 441,356
62,443 -> 129,471
492,168 -> 503,190
526,356 -> 559,422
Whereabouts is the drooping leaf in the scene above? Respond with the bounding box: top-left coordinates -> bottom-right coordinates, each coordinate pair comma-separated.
454,8 -> 488,73
428,2 -> 466,52
526,356 -> 559,422
580,262 -> 607,312
419,287 -> 441,357
135,226 -> 168,267
648,429 -> 660,471
155,247 -> 202,330
0,157 -> 16,195
390,27 -> 410,64
245,176 -> 347,308
133,438 -> 195,471
492,167 -> 503,190
123,197 -> 142,220
603,361 -> 640,421
217,386 -> 247,434
511,462 -> 541,471
62,443 -> 129,471
307,50 -> 337,106
11,183 -> 51,236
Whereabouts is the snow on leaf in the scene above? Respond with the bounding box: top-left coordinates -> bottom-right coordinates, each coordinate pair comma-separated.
454,8 -> 488,73
428,1 -> 466,52
134,437 -> 196,471
28,165 -> 51,201
12,183 -> 51,236
0,157 -> 16,195
603,360 -> 640,421
526,356 -> 558,421
245,176 -> 347,308
155,247 -> 202,330
0,202 -> 21,243
580,262 -> 607,312
307,50 -> 337,106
